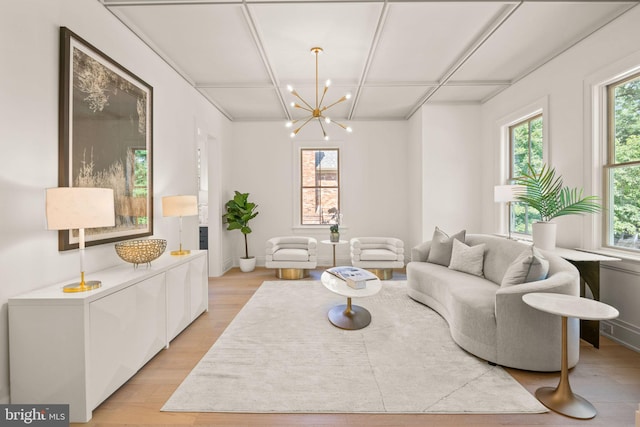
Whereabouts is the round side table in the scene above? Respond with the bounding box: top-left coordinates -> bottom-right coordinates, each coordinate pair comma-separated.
522,292 -> 619,419
320,239 -> 349,267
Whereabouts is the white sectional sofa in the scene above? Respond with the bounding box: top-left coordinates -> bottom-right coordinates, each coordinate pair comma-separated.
407,233 -> 580,372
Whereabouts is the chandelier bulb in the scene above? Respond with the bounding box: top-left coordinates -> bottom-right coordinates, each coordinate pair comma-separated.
290,101 -> 296,108
325,117 -> 331,124
290,132 -> 296,138
286,84 -> 293,93
325,79 -> 331,88
346,127 -> 353,133
346,93 -> 352,100
285,121 -> 293,128
324,135 -> 330,141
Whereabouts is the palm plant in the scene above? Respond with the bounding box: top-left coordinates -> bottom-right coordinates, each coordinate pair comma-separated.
222,191 -> 259,259
513,163 -> 601,222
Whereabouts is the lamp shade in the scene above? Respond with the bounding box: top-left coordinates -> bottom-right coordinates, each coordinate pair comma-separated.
494,185 -> 524,203
46,187 -> 115,230
162,195 -> 198,217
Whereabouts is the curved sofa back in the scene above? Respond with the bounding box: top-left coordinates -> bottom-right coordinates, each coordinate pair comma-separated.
412,233 -> 578,287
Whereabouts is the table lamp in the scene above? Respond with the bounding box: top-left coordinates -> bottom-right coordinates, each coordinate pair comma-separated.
162,195 -> 198,255
494,184 -> 523,239
46,187 -> 115,293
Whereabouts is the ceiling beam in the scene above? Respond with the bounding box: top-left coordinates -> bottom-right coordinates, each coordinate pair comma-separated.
240,1 -> 291,120
347,1 -> 390,121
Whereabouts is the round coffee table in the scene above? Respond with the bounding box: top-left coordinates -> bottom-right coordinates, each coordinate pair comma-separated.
522,292 -> 619,419
321,270 -> 382,330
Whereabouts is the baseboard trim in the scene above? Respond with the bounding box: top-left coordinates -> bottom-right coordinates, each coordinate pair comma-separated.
601,318 -> 640,353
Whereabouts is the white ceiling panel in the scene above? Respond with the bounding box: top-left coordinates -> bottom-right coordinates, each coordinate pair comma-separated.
249,2 -> 383,83
199,87 -> 284,120
453,2 -> 634,81
101,1 -> 639,121
354,86 -> 434,119
110,3 -> 270,84
366,2 -> 508,82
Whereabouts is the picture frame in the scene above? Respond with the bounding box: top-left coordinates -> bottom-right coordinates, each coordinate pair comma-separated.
58,27 -> 153,250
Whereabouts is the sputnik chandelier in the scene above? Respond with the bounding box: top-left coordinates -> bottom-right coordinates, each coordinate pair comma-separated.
286,47 -> 352,141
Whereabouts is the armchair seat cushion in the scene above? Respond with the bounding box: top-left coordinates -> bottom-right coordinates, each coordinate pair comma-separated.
360,248 -> 400,261
272,248 -> 311,262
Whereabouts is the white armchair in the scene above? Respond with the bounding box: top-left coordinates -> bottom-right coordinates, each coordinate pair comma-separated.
265,236 -> 318,279
350,237 -> 405,280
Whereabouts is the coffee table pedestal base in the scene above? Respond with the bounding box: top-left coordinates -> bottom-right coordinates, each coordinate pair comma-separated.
328,297 -> 371,330
535,386 -> 596,419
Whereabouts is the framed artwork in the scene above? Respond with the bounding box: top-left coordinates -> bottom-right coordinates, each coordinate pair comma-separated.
58,27 -> 153,250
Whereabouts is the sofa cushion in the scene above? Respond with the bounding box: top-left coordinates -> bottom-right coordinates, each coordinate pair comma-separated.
501,246 -> 549,287
449,239 -> 485,277
427,227 -> 466,266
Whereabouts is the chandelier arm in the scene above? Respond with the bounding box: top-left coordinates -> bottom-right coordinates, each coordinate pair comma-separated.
318,117 -> 328,139
321,95 -> 348,112
319,86 -> 329,110
331,119 -> 348,130
293,115 -> 315,135
292,91 -> 314,111
293,103 -> 314,113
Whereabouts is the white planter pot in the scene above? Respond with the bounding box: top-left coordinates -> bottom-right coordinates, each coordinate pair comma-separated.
532,221 -> 557,250
239,257 -> 256,273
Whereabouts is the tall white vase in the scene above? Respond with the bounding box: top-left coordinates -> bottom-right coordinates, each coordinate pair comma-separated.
532,221 -> 557,250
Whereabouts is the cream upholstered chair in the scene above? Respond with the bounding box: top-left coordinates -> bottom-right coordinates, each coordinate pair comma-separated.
350,237 -> 405,280
265,236 -> 318,279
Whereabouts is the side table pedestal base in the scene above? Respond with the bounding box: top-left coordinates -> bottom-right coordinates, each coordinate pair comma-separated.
328,297 -> 372,330
535,386 -> 596,419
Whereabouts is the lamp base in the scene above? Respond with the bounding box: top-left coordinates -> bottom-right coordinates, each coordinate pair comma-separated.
171,249 -> 191,256
63,280 -> 102,293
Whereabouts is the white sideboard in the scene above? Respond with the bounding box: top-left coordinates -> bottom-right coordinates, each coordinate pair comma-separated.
8,250 -> 208,423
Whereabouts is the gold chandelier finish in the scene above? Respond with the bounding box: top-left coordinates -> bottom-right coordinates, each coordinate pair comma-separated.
286,47 -> 352,140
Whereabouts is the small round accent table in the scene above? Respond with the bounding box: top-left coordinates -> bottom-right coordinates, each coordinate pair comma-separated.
320,239 -> 349,267
522,292 -> 619,419
321,270 -> 382,330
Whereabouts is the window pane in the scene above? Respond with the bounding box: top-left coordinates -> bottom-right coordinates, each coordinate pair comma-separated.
610,165 -> 640,249
301,149 -> 339,225
612,77 -> 640,164
509,114 -> 543,236
301,188 -> 338,225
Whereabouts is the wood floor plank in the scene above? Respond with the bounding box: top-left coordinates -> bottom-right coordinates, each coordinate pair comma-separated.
75,267 -> 640,426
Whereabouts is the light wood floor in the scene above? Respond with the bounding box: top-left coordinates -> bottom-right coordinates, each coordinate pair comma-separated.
78,267 -> 640,426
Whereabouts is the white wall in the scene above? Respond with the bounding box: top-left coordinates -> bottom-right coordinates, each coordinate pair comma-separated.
0,0 -> 230,402
480,5 -> 640,351
227,121 -> 411,267
420,104 -> 483,241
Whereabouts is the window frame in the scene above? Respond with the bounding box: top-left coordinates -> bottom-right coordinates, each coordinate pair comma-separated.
299,147 -> 341,226
603,70 -> 640,252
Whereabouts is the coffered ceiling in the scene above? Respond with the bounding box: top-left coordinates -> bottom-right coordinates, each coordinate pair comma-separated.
100,0 -> 638,124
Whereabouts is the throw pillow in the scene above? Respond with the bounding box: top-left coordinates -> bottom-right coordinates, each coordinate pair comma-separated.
448,239 -> 485,277
427,227 -> 466,266
501,246 -> 550,287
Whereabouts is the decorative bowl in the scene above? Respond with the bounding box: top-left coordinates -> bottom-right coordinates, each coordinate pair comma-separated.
115,239 -> 167,267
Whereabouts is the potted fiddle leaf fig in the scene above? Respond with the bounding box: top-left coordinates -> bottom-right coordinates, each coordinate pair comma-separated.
222,191 -> 259,272
513,163 -> 601,249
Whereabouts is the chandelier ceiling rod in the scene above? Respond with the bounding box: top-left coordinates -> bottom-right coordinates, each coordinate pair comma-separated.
286,47 -> 352,141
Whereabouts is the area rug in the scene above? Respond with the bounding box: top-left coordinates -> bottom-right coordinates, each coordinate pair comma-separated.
162,281 -> 546,414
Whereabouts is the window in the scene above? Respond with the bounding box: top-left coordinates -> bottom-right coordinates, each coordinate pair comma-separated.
605,72 -> 640,251
509,114 -> 543,235
300,148 -> 339,225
